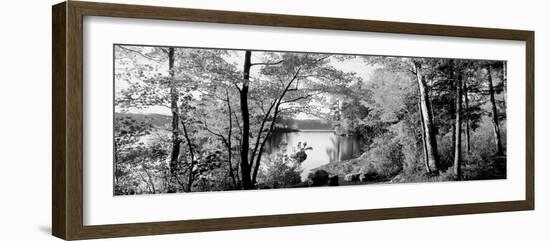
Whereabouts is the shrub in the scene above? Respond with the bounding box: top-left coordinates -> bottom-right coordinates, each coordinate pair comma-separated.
257,151 -> 303,189
381,119 -> 426,179
436,133 -> 455,171
366,132 -> 404,178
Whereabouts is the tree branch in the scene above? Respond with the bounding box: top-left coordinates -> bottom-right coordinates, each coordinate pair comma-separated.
251,66 -> 302,184
181,120 -> 196,192
117,45 -> 164,62
313,55 -> 331,64
160,47 -> 170,54
249,99 -> 277,166
281,94 -> 315,104
250,60 -> 284,67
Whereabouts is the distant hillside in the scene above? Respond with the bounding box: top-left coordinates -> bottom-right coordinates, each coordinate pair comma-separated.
277,118 -> 333,130
115,112 -> 171,129
116,113 -> 333,131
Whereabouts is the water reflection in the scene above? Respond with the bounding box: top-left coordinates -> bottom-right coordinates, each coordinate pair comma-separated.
267,130 -> 362,179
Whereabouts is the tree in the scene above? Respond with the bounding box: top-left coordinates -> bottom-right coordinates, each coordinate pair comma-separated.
115,45 -> 207,192
114,115 -> 152,188
454,61 -> 485,153
463,73 -> 471,152
362,57 -> 440,174
167,47 -> 181,178
198,51 -> 358,189
412,59 -> 440,173
239,50 -> 254,189
453,64 -> 463,180
249,52 -> 358,187
114,45 -> 509,193
487,63 -> 504,156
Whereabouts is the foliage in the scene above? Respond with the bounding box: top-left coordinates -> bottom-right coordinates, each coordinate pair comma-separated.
113,45 -> 508,194
366,133 -> 404,178
257,151 -> 303,189
289,142 -> 312,163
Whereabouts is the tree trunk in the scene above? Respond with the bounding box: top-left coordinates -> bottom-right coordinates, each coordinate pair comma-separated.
448,60 -> 456,158
240,50 -> 253,189
453,72 -> 463,180
181,120 -> 195,192
114,142 -> 119,185
463,78 -> 471,152
429,78 -> 436,134
251,105 -> 279,185
418,101 -> 430,172
413,60 -> 439,173
487,64 -> 504,156
225,90 -> 237,188
168,47 -> 181,176
502,62 -> 507,109
249,100 -> 276,176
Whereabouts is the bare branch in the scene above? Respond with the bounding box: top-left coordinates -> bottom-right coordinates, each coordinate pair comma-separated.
313,55 -> 332,64
250,60 -> 284,67
281,94 -> 315,104
160,47 -> 170,54
249,99 -> 277,164
117,46 -> 164,62
234,83 -> 242,92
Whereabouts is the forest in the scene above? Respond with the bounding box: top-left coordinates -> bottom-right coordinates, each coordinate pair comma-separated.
114,44 -> 507,195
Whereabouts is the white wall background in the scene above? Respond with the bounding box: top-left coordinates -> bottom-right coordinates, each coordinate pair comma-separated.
0,0 -> 547,240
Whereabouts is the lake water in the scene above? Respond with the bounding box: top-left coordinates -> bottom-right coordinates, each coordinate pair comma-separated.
267,130 -> 362,179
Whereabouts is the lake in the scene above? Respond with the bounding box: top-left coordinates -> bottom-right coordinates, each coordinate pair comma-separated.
267,130 -> 363,179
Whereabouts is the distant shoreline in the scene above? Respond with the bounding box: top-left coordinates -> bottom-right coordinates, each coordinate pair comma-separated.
273,128 -> 335,133
297,129 -> 335,132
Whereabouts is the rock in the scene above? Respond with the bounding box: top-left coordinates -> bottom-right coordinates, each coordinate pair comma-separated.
328,175 -> 339,186
344,173 -> 360,182
308,169 -> 330,186
360,172 -> 377,182
359,173 -> 368,182
344,174 -> 353,182
359,163 -> 378,182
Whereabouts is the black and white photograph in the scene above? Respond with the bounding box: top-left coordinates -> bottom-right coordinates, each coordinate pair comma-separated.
114,44 -> 507,195
1,0 -> 545,240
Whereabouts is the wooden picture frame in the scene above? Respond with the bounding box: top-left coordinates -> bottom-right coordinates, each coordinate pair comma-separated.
52,1 -> 534,240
